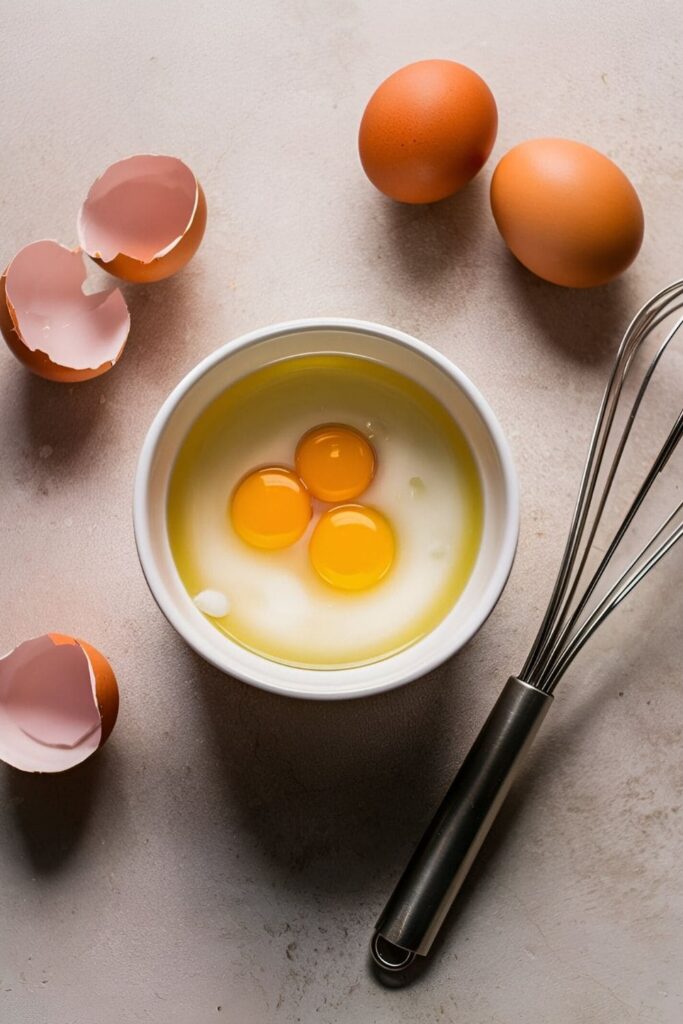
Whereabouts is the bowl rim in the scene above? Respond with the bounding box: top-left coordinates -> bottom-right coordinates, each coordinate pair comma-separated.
133,317 -> 519,700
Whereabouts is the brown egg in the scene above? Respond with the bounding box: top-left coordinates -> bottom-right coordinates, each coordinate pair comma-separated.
1,240 -> 130,382
0,633 -> 119,773
359,60 -> 498,204
490,139 -> 644,287
78,155 -> 207,283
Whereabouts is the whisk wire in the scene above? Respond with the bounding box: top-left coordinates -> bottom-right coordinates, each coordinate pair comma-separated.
532,328 -> 683,688
521,297 -> 646,680
543,512 -> 683,692
521,281 -> 683,692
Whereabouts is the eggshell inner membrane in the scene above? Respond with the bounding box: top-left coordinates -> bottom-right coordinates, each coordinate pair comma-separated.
4,241 -> 129,371
0,636 -> 102,772
78,155 -> 198,264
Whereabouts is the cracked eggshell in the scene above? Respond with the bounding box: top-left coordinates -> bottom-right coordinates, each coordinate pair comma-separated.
78,155 -> 207,283
1,240 -> 130,382
0,634 -> 119,773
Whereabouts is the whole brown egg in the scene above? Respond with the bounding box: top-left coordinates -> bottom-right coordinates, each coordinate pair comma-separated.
359,60 -> 498,204
490,139 -> 644,287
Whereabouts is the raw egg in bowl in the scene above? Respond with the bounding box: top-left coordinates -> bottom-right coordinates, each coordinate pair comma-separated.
133,320 -> 518,699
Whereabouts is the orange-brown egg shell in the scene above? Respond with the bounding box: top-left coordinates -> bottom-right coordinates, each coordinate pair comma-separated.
78,155 -> 207,283
490,138 -> 644,288
0,633 -> 119,773
359,59 -> 498,204
1,241 -> 130,382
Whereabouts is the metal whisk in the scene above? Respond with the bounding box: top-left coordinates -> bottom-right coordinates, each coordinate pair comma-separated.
371,280 -> 683,973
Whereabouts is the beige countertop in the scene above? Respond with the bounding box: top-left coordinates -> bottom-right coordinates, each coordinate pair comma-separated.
0,2 -> 681,1022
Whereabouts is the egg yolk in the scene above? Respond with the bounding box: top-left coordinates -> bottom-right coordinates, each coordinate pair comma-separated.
231,467 -> 311,550
309,504 -> 395,591
295,424 -> 376,503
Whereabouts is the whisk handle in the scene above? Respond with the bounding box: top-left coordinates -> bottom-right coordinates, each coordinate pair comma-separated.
372,676 -> 552,970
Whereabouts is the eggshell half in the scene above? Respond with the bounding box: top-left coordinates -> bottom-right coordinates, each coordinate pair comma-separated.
490,138 -> 644,287
78,155 -> 207,282
0,634 -> 119,773
1,240 -> 130,382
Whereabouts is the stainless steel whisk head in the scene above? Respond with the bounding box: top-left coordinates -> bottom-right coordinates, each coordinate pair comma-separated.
523,279 -> 683,695
371,281 -> 683,974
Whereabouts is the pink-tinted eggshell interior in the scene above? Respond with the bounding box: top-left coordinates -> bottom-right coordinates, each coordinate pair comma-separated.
0,636 -> 102,772
78,154 -> 198,264
5,241 -> 129,371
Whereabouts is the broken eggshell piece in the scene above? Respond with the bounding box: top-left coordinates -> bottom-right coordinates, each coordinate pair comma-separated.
0,240 -> 130,382
78,155 -> 207,283
0,634 -> 119,773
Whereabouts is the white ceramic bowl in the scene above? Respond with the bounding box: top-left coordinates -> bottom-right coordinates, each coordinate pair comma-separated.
134,319 -> 518,700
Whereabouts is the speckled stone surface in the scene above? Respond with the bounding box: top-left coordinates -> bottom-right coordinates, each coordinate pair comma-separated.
0,2 -> 681,1022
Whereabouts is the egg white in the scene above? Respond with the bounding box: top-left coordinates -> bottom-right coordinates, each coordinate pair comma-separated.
168,355 -> 482,668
